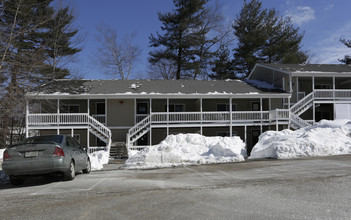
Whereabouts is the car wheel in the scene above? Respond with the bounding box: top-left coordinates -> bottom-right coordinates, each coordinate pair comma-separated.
64,161 -> 75,181
10,176 -> 24,186
82,159 -> 91,174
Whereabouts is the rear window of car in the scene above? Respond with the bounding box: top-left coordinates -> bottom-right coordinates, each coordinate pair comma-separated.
23,136 -> 63,145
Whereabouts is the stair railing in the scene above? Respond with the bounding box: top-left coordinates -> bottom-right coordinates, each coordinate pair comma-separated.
290,92 -> 314,114
127,114 -> 152,148
86,115 -> 112,153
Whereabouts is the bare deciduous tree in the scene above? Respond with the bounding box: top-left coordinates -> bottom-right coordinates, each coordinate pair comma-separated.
95,24 -> 141,80
148,59 -> 177,79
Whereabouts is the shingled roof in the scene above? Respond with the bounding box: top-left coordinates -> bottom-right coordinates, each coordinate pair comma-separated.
27,79 -> 288,99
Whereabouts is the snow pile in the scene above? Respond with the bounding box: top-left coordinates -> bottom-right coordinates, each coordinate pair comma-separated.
88,150 -> 109,171
124,133 -> 247,169
250,120 -> 351,159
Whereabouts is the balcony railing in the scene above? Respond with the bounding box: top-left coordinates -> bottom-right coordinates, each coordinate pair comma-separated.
146,110 -> 289,125
314,89 -> 351,99
92,114 -> 106,124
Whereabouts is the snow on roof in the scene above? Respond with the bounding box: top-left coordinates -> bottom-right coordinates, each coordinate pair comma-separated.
27,79 -> 287,97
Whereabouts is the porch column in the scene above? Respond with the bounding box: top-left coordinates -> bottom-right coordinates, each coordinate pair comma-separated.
87,99 -> 90,115
312,76 -> 315,123
71,128 -> 74,137
149,98 -> 152,146
134,99 -> 137,124
229,98 -> 232,137
87,129 -> 90,148
244,126 -> 247,147
200,98 -> 203,135
57,99 -> 60,135
333,76 -> 336,100
105,98 -> 108,124
25,99 -> 29,138
260,98 -> 263,135
167,98 -> 169,136
296,77 -> 299,101
276,109 -> 278,131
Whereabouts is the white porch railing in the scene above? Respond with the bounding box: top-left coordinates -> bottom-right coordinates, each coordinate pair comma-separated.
28,113 -> 112,155
314,89 -> 351,99
127,110 -> 290,148
28,113 -> 90,125
92,114 -> 106,124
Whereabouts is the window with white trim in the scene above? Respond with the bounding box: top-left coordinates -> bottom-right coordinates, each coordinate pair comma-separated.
62,104 -> 80,113
165,104 -> 185,112
216,104 -> 237,111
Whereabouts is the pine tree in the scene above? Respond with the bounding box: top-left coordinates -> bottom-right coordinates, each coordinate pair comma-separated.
209,44 -> 236,79
233,0 -> 308,77
339,37 -> 351,64
39,6 -> 81,82
149,0 -> 208,79
0,0 -> 80,145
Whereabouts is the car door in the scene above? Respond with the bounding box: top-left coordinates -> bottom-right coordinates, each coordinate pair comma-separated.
72,137 -> 88,170
67,136 -> 85,170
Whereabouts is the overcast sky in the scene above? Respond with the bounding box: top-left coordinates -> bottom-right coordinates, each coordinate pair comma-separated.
70,0 -> 351,79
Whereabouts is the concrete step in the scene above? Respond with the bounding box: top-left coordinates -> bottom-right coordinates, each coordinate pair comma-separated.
110,142 -> 128,159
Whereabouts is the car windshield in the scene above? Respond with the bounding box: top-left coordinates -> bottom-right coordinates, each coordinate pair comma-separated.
22,135 -> 63,145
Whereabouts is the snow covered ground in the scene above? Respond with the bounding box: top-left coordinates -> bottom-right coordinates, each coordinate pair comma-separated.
123,133 -> 247,169
250,120 -> 351,159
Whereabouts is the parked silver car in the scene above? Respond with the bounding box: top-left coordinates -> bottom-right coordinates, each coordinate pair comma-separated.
2,135 -> 91,185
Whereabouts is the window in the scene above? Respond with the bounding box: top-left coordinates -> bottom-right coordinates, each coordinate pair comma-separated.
216,104 -> 237,111
315,84 -> 332,89
62,105 -> 80,113
298,92 -> 305,101
137,102 -> 148,114
165,104 -> 185,112
96,102 -> 105,114
251,102 -> 260,111
73,134 -> 80,144
66,136 -> 77,148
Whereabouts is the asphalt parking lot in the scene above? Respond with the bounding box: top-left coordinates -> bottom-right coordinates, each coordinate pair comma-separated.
1,155 -> 351,219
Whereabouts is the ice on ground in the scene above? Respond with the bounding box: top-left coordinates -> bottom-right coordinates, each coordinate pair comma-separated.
88,150 -> 109,171
123,133 -> 247,169
249,120 -> 351,159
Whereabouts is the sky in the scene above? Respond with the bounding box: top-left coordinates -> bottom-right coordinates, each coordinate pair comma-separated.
70,0 -> 351,79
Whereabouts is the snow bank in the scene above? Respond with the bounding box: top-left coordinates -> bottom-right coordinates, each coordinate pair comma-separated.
123,133 -> 247,169
88,150 -> 109,171
250,120 -> 351,159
